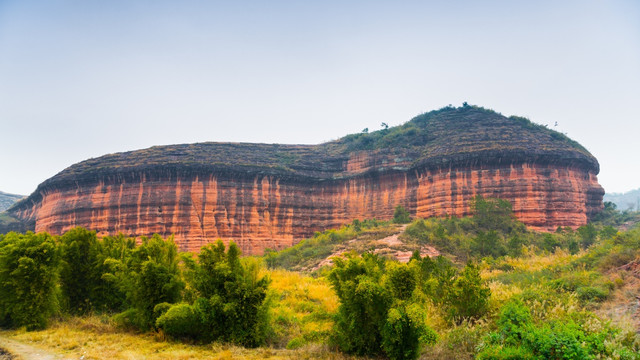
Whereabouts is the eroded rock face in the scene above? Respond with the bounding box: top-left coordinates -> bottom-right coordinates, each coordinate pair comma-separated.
8,106 -> 604,254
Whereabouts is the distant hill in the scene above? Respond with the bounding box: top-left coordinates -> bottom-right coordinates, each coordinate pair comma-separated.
0,191 -> 24,212
604,189 -> 640,212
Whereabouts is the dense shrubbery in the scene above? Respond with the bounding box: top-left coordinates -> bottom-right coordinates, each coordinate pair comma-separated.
156,241 -> 271,347
0,232 -> 61,330
328,252 -> 487,360
393,205 -> 411,224
110,235 -> 185,330
403,196 -> 622,262
59,227 -> 100,314
477,299 -> 639,359
0,230 -> 273,348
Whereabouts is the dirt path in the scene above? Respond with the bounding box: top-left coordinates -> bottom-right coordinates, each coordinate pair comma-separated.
312,224 -> 440,270
0,336 -> 67,360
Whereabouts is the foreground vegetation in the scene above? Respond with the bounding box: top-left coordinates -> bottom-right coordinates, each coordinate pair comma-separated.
1,198 -> 639,359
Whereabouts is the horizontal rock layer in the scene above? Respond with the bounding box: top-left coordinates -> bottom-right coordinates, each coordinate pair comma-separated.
8,106 -> 604,254
10,161 -> 603,254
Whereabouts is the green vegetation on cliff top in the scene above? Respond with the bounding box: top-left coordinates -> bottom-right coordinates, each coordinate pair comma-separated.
32,105 -> 597,189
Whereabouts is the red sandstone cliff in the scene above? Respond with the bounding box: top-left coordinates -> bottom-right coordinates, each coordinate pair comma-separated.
7,106 -> 604,254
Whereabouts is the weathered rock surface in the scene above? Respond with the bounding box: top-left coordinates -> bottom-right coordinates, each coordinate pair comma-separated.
7,106 -> 604,254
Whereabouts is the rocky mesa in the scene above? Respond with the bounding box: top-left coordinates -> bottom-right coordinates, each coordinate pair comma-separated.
5,106 -> 604,254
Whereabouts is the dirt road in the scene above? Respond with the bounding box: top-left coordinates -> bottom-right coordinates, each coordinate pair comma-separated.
0,336 -> 66,360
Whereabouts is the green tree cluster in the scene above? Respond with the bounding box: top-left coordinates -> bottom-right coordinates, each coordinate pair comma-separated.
393,205 -> 411,224
0,229 -> 273,348
110,234 -> 184,329
412,253 -> 490,323
156,241 -> 271,347
477,299 -> 639,359
0,232 -> 61,330
328,252 -> 486,360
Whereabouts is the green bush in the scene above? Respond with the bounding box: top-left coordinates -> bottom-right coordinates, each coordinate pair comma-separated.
576,286 -> 609,302
525,321 -> 590,360
471,195 -> 520,234
153,302 -> 172,319
91,234 -> 135,312
495,299 -> 532,346
446,262 -> 490,322
286,336 -> 305,350
59,227 -> 100,314
381,302 -> 436,360
385,262 -> 416,300
578,224 -> 597,249
381,306 -> 422,360
0,232 -> 61,330
328,253 -> 391,356
158,241 -> 272,347
155,303 -> 202,339
113,308 -> 146,330
476,345 -> 535,360
393,205 -> 411,224
473,230 -> 506,258
108,235 -> 184,330
329,254 -> 441,359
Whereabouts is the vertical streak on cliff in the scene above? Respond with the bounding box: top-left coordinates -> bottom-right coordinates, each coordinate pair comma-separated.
172,179 -> 181,240
205,176 -> 219,242
13,163 -> 603,254
116,183 -> 123,233
136,180 -> 144,233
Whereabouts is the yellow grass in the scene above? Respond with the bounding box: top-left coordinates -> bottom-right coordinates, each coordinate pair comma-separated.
504,248 -> 577,272
0,269 -> 344,359
486,280 -> 523,314
267,269 -> 339,347
1,316 -> 355,360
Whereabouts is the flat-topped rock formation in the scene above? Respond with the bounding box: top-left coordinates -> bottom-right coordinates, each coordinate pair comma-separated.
6,105 -> 604,254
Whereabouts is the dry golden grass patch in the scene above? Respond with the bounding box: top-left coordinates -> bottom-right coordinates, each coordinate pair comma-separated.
486,280 -> 522,313
505,248 -> 576,272
597,270 -> 640,332
0,270 -> 344,359
2,316 -> 354,360
266,269 -> 339,347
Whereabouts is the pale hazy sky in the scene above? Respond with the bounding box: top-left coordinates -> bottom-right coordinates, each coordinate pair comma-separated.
1,0 -> 638,196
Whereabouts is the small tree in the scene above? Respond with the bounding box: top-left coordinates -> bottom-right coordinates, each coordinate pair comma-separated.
328,253 -> 392,356
577,224 -> 597,249
93,234 -> 135,312
382,303 -> 436,360
111,235 -> 184,330
0,232 -> 61,330
157,240 -> 272,347
471,195 -> 518,233
507,235 -> 525,257
393,205 -> 411,224
446,262 -> 490,322
472,230 -> 506,258
59,227 -> 99,314
385,262 -> 416,300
